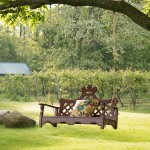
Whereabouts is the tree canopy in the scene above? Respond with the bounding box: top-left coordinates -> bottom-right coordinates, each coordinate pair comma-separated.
1,6 -> 150,71
0,0 -> 150,31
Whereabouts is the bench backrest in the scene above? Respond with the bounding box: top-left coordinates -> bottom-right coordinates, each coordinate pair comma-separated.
58,85 -> 118,119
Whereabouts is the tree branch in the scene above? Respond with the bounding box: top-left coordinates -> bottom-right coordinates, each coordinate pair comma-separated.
0,0 -> 150,31
0,10 -> 16,14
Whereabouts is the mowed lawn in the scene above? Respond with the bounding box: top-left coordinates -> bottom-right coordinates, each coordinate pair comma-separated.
0,101 -> 150,150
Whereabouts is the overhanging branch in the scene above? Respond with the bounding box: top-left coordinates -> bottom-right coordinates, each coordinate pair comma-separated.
0,0 -> 150,31
0,10 -> 16,14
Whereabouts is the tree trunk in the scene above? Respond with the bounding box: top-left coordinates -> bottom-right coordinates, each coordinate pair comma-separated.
112,12 -> 117,72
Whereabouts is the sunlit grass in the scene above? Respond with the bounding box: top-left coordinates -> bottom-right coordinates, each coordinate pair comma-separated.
0,101 -> 150,150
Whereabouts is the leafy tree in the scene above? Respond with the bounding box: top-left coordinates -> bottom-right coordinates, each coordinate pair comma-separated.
116,13 -> 150,70
143,0 -> 150,17
0,25 -> 20,62
27,5 -> 150,71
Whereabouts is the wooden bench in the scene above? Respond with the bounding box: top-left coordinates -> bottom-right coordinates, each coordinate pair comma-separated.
39,85 -> 118,129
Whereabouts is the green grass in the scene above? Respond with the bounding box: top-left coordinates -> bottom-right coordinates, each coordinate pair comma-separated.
0,101 -> 150,150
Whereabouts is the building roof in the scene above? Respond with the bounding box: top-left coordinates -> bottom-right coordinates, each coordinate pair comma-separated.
0,62 -> 32,75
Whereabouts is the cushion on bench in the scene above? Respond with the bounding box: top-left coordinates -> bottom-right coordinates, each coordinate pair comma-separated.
70,99 -> 99,117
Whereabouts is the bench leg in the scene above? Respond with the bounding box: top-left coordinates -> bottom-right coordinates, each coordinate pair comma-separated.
39,118 -> 42,127
108,120 -> 118,129
100,114 -> 105,129
51,123 -> 57,127
113,121 -> 118,129
100,125 -> 104,129
39,105 -> 44,127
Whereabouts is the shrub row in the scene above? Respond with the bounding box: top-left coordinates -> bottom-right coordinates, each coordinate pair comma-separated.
0,69 -> 149,108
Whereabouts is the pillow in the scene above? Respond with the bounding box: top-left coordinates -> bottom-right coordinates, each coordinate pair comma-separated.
70,99 -> 99,117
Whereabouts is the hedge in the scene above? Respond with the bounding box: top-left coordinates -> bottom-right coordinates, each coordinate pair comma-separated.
0,69 -> 149,109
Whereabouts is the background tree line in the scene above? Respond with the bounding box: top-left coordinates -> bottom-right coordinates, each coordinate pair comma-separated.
0,5 -> 150,71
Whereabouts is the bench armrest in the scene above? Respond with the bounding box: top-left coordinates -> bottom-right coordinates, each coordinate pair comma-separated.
39,103 -> 60,117
39,103 -> 60,109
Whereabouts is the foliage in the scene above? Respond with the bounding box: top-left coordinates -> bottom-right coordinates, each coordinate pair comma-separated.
0,25 -> 20,62
143,0 -> 150,17
31,6 -> 150,71
0,6 -> 150,71
0,5 -> 46,26
0,69 -> 149,109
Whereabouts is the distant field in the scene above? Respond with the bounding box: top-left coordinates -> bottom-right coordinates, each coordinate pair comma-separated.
0,101 -> 150,150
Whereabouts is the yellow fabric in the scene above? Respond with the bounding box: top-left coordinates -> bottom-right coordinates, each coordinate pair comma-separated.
70,99 -> 99,117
